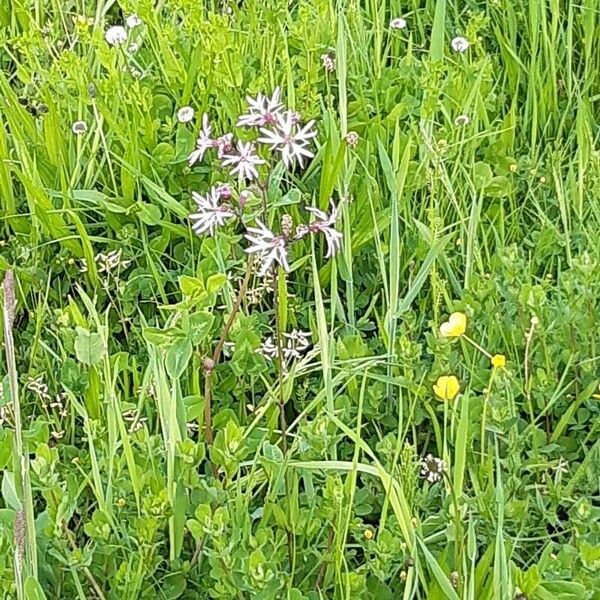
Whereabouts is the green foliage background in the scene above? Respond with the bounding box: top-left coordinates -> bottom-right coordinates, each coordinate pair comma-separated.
0,0 -> 599,598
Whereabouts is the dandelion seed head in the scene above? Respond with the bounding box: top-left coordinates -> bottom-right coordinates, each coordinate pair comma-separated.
390,17 -> 407,29
454,114 -> 470,126
105,25 -> 127,46
451,36 -> 470,52
72,120 -> 88,135
177,106 -> 195,123
126,14 -> 142,28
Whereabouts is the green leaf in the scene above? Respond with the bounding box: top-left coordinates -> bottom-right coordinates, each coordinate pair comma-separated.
1,471 -> 20,510
138,202 -> 162,225
24,576 -> 47,600
179,275 -> 205,297
429,0 -> 447,61
472,162 -> 494,189
143,326 -> 184,348
166,339 -> 192,379
395,234 -> 449,316
417,539 -> 460,600
206,273 -> 227,293
74,326 -> 103,366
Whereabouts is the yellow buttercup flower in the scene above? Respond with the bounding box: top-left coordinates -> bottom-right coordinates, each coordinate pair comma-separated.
491,354 -> 506,369
433,375 -> 460,402
439,312 -> 467,337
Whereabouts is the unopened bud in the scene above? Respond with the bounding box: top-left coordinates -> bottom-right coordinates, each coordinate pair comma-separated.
202,357 -> 215,373
239,190 -> 250,208
345,131 -> 359,148
281,214 -> 293,237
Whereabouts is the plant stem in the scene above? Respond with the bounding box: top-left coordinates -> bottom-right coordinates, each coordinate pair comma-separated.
480,370 -> 496,465
203,259 -> 253,455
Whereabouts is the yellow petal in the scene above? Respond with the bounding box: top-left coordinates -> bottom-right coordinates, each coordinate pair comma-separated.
491,354 -> 506,369
433,375 -> 460,401
439,312 -> 466,337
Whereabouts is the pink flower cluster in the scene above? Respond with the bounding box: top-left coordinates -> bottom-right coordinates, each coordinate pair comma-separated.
187,88 -> 343,276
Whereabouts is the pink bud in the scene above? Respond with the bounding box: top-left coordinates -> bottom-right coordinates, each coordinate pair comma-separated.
239,190 -> 250,208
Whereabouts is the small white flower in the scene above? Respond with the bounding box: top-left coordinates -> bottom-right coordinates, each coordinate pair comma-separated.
221,141 -> 265,181
177,106 -> 195,123
454,114 -> 470,126
95,249 -> 131,274
26,375 -> 51,402
126,14 -> 142,28
321,53 -> 336,72
345,131 -> 359,148
237,87 -> 283,127
304,201 -> 343,258
451,36 -> 470,52
283,329 -> 311,360
105,25 -> 128,46
390,17 -> 407,29
421,454 -> 445,483
128,41 -> 140,53
258,111 -> 317,168
258,336 -> 278,359
188,113 -> 214,166
72,120 -> 88,135
244,220 -> 289,275
189,188 -> 235,236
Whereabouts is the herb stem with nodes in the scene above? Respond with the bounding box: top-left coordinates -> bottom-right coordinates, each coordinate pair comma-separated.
203,257 -> 253,468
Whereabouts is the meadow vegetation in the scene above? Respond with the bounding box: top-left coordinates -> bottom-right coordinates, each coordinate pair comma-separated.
0,0 -> 599,598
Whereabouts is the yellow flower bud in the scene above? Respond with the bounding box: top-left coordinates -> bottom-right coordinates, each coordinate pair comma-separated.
439,312 -> 467,337
364,529 -> 373,540
491,354 -> 506,369
433,375 -> 460,402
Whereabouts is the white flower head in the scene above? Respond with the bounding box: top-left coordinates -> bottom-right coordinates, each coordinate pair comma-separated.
304,201 -> 343,258
72,120 -> 88,135
451,36 -> 470,52
105,25 -> 128,46
258,336 -> 278,359
237,87 -> 283,127
95,249 -> 131,274
128,41 -> 140,53
126,14 -> 142,28
189,187 -> 235,236
244,220 -> 289,275
390,17 -> 407,29
221,141 -> 265,181
321,53 -> 336,72
421,454 -> 445,483
258,111 -> 317,169
454,114 -> 470,126
177,106 -> 195,123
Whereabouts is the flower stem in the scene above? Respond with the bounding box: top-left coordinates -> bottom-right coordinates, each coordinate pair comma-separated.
463,334 -> 492,359
203,258 -> 253,466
